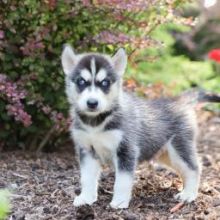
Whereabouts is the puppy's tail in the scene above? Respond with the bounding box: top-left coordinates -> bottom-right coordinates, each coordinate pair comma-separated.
181,89 -> 220,104
197,90 -> 220,103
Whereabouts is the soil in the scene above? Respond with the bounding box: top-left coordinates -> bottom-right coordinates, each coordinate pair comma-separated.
1,112 -> 220,220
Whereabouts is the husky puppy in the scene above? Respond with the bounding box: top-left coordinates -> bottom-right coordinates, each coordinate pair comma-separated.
61,45 -> 220,209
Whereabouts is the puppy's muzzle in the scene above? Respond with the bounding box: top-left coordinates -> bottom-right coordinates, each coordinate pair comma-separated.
87,99 -> 98,110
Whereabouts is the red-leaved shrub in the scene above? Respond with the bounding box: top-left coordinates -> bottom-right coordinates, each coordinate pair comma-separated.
0,0 -> 186,150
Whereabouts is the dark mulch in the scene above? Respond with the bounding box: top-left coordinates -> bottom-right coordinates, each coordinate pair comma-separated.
1,112 -> 220,220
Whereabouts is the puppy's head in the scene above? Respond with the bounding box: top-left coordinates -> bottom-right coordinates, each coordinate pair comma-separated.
61,45 -> 127,116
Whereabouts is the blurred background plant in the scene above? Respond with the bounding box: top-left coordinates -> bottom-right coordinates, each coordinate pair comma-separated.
0,0 -> 219,151
0,190 -> 10,220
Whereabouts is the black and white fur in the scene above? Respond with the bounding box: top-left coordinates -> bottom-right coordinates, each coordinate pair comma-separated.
61,45 -> 220,209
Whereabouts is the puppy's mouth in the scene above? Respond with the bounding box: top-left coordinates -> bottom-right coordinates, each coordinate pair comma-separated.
76,108 -> 102,116
85,109 -> 100,116
86,107 -> 99,112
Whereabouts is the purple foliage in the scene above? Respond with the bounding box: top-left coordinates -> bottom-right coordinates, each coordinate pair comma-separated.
82,0 -> 149,11
0,74 -> 32,127
95,31 -> 130,44
0,30 -> 4,39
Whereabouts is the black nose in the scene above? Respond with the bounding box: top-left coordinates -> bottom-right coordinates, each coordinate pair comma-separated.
87,99 -> 98,110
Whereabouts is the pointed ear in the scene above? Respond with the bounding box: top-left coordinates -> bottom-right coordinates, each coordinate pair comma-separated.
61,44 -> 76,75
112,48 -> 127,77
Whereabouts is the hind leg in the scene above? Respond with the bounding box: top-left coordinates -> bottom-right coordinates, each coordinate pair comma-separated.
174,169 -> 200,202
157,140 -> 201,202
169,138 -> 201,202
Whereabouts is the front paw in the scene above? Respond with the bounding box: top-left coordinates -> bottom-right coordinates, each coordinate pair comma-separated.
73,194 -> 97,207
110,199 -> 129,209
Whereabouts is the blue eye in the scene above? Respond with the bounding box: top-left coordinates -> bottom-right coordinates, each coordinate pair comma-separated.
76,78 -> 89,91
101,79 -> 110,87
77,78 -> 86,86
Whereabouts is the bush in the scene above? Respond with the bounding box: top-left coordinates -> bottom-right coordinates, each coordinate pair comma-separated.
0,0 -> 187,150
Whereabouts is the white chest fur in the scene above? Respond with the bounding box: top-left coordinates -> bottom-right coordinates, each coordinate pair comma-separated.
72,127 -> 123,163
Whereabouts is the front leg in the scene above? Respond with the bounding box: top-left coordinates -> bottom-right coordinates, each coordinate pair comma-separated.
74,148 -> 101,207
110,141 -> 136,209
